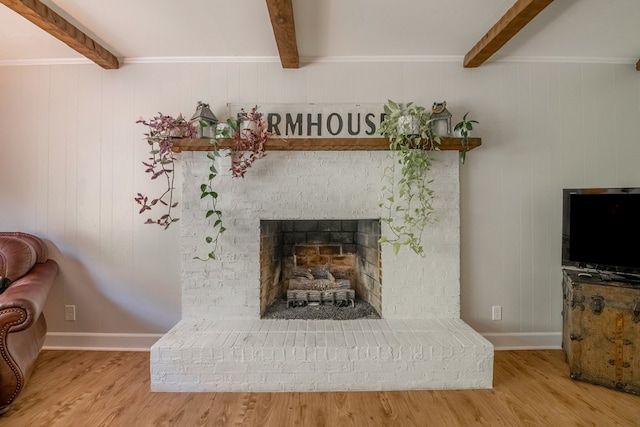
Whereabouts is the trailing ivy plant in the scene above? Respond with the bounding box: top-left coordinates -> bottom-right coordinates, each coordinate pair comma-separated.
195,105 -> 271,260
135,113 -> 196,229
377,100 -> 441,256
194,123 -> 228,261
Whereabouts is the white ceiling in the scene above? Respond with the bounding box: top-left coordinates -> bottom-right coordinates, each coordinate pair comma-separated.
0,0 -> 639,66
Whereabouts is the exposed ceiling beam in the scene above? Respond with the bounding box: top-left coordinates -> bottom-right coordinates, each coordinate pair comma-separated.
265,0 -> 299,69
0,0 -> 119,69
464,0 -> 555,68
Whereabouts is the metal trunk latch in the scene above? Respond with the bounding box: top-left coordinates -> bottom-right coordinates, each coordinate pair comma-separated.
591,296 -> 605,315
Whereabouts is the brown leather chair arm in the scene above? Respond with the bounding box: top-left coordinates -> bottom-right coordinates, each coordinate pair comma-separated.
0,260 -> 58,333
0,259 -> 58,413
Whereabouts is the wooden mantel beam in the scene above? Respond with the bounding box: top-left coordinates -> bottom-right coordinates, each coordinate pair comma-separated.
265,0 -> 299,69
464,0 -> 554,68
171,137 -> 482,153
0,0 -> 119,69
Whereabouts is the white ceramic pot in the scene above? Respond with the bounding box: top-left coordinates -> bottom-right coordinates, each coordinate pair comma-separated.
398,115 -> 421,136
454,128 -> 470,138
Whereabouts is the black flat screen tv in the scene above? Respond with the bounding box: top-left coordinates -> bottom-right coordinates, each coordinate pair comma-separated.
562,187 -> 640,277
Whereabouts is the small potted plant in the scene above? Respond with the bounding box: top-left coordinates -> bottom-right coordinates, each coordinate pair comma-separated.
453,112 -> 479,164
229,105 -> 271,178
377,100 -> 441,256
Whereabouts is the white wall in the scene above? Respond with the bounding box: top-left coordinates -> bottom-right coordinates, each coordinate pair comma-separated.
1,61 -> 639,349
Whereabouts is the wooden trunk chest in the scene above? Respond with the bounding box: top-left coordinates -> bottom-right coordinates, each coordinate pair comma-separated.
562,269 -> 640,395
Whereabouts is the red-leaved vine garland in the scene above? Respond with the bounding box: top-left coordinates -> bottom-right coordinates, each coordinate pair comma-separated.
135,113 -> 196,229
136,105 -> 271,260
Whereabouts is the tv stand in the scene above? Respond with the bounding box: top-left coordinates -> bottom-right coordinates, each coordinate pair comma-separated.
562,269 -> 640,395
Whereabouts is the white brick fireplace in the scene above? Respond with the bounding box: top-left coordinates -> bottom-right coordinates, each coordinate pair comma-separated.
150,149 -> 493,392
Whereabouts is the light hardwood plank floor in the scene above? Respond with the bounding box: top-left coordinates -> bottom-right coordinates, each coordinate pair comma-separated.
0,350 -> 638,426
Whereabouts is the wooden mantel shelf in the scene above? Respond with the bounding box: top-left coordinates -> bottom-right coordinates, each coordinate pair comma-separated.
171,137 -> 481,153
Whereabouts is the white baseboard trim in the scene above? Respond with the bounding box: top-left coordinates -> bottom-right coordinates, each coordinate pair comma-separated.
482,332 -> 562,350
44,332 -> 163,351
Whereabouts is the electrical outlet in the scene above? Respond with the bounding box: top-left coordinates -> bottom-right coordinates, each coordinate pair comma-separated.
492,305 -> 502,321
64,305 -> 76,321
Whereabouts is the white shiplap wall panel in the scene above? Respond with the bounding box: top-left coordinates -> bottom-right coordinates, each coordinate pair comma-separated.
515,64 -> 534,332
381,62 -> 403,102
0,60 -> 639,349
130,64 -> 183,331
306,63 -> 354,103
62,66 -> 80,263
235,63 -> 260,104
529,63 -> 558,332
332,63 -> 358,103
100,70 -> 116,280
496,64 -> 522,331
613,66 -> 640,185
74,67 -> 106,332
543,63 -> 565,336
1,68 -> 34,229
438,64 -> 474,116
257,62 -> 287,104
460,64 -> 505,331
49,66 -> 72,234
582,65 -> 607,184
402,62 -> 439,105
75,66 -> 103,267
352,62 -> 383,103
225,63 -> 241,104
282,67 -> 308,104
558,64 -> 586,187
35,67 -> 52,235
110,67 -> 137,284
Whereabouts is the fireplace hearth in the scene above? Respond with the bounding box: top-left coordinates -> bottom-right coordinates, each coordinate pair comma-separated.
151,150 -> 493,392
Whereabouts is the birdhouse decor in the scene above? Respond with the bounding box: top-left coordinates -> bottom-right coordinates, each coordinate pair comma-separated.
190,101 -> 219,139
431,101 -> 452,137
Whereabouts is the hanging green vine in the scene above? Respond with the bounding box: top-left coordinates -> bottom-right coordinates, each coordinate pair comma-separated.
194,135 -> 226,261
377,100 -> 441,256
194,106 -> 270,261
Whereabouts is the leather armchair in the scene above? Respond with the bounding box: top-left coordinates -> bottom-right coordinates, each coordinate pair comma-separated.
0,232 -> 58,414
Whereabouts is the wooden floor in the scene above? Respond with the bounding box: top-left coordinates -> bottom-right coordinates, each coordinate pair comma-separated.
1,350 -> 639,426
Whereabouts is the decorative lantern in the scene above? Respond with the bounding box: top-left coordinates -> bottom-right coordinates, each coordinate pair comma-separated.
190,101 -> 219,138
431,101 -> 452,137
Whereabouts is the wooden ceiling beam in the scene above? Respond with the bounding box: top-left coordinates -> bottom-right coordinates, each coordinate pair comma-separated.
265,0 -> 299,69
0,0 -> 119,69
464,0 -> 554,68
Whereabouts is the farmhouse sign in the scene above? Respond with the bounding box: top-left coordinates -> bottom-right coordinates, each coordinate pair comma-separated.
229,104 -> 386,139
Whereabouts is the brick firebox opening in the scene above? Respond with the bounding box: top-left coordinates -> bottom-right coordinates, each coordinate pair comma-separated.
260,219 -> 382,317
